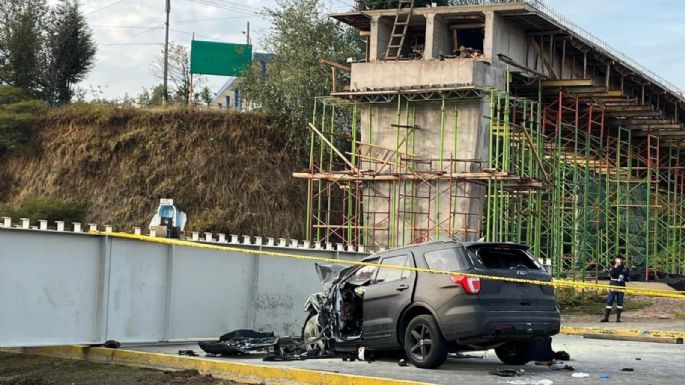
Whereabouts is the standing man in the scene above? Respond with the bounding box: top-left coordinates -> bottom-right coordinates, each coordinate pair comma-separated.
601,256 -> 630,323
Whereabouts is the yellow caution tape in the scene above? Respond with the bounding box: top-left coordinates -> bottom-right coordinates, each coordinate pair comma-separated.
92,231 -> 685,300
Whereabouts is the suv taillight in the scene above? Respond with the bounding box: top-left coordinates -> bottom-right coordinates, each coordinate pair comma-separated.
450,274 -> 481,294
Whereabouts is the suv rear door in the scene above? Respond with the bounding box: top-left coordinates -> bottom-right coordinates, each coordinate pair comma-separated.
362,252 -> 415,348
465,244 -> 556,312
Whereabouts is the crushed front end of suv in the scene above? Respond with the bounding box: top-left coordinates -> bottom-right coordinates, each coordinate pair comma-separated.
302,240 -> 561,368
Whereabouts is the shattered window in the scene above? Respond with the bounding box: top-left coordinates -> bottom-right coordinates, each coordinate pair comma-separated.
424,248 -> 466,272
347,264 -> 379,285
375,255 -> 411,283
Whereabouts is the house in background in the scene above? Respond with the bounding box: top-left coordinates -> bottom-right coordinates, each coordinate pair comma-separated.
210,52 -> 273,111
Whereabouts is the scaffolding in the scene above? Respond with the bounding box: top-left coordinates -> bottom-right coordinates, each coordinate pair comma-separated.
296,83 -> 685,279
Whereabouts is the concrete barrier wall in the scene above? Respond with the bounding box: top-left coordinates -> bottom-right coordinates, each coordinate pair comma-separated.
0,226 -> 364,347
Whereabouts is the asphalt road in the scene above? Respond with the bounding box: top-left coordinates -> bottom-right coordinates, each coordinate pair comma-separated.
130,334 -> 683,385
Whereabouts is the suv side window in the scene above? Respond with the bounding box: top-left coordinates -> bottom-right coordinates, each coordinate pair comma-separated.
374,255 -> 411,283
424,247 -> 466,272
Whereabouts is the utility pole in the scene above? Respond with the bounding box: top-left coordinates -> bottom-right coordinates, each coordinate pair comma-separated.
188,32 -> 194,107
163,0 -> 171,106
246,21 -> 250,45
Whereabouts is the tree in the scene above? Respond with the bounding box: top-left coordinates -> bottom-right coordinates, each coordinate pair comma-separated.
0,0 -> 48,95
241,0 -> 364,154
0,86 -> 45,155
152,42 -> 207,105
137,84 -> 167,107
42,0 -> 96,105
199,86 -> 213,107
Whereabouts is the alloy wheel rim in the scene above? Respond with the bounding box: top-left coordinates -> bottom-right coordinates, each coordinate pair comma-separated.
304,316 -> 325,352
409,324 -> 433,360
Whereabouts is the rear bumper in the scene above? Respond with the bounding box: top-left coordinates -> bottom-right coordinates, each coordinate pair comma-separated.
438,306 -> 561,343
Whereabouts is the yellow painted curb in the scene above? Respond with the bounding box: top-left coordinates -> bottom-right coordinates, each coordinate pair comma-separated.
560,326 -> 685,340
2,345 -> 438,385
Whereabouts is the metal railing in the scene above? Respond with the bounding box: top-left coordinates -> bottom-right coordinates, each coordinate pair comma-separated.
522,0 -> 684,100
353,0 -> 684,99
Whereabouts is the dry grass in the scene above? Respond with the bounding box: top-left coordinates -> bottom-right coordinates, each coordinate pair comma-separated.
0,104 -> 307,238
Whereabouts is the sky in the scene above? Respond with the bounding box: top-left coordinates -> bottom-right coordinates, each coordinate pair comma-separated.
66,0 -> 685,100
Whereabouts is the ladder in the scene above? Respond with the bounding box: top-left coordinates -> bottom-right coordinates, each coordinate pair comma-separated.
384,0 -> 416,60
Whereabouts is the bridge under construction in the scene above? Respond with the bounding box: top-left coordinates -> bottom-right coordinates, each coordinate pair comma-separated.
296,0 -> 685,279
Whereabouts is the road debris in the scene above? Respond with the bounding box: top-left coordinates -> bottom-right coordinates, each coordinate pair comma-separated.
506,380 -> 553,385
571,373 -> 590,378
489,368 -> 525,377
178,350 -> 198,357
199,330 -> 278,356
622,368 -> 635,371
398,358 -> 408,367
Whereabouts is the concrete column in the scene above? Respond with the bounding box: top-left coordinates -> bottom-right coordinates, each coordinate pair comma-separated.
134,227 -> 141,235
217,233 -> 226,243
205,232 -> 213,242
56,221 -> 65,232
425,14 -> 436,60
483,10 -> 495,60
369,16 -> 391,61
39,220 -> 48,230
1,217 -> 11,227
426,14 -> 450,60
73,222 -> 82,232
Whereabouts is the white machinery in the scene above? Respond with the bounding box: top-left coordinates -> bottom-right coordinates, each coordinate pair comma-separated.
148,198 -> 187,238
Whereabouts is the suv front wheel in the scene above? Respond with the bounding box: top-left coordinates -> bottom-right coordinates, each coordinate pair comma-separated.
494,341 -> 536,365
403,314 -> 448,368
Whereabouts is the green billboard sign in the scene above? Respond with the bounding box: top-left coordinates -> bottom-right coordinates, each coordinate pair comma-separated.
190,40 -> 252,76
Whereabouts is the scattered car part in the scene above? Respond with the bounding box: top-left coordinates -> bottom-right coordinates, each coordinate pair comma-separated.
198,329 -> 278,356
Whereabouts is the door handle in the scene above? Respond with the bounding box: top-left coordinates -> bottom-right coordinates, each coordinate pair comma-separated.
396,284 -> 409,292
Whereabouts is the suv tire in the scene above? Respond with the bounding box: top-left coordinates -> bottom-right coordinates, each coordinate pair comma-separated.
403,314 -> 448,368
495,341 -> 536,365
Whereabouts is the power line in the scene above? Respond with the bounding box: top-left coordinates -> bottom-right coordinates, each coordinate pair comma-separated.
173,15 -> 257,24
101,25 -> 163,45
85,0 -> 130,16
92,25 -> 157,29
200,0 -> 262,12
184,0 -> 259,16
102,43 -> 164,46
170,28 -> 214,40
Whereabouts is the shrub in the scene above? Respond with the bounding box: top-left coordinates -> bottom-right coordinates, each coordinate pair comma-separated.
0,86 -> 46,154
0,197 -> 87,225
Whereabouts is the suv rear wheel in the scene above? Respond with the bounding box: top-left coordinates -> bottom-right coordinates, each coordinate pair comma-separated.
494,341 -> 536,365
403,314 -> 448,368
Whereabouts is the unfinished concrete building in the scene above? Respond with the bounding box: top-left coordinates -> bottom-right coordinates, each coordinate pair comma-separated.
295,0 -> 685,279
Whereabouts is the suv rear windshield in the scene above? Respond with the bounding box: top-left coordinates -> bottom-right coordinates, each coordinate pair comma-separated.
467,246 -> 542,270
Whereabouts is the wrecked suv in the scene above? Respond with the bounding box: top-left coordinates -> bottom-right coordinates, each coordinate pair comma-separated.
302,241 -> 560,368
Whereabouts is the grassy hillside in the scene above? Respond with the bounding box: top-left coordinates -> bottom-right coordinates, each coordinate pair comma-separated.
0,104 -> 307,238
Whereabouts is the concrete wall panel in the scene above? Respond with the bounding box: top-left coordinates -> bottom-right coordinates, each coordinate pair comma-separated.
0,231 -> 101,346
106,239 -> 168,342
169,247 -> 255,340
0,227 -> 366,347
